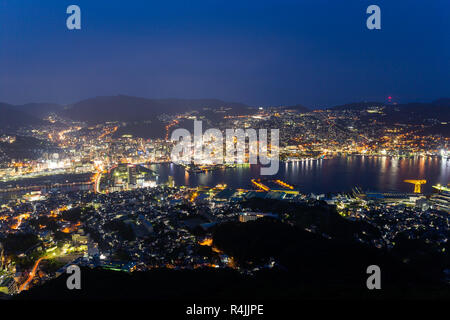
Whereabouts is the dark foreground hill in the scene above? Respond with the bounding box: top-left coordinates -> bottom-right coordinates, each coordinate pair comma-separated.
14,262 -> 448,301
15,212 -> 449,301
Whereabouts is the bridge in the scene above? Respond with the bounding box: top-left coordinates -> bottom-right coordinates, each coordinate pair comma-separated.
273,179 -> 294,190
251,179 -> 299,194
0,181 -> 93,193
251,179 -> 270,191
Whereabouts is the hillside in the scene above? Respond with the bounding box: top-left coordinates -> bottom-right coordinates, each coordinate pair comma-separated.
0,103 -> 44,131
14,265 -> 449,301
62,95 -> 254,123
386,98 -> 450,122
282,104 -> 311,113
330,99 -> 450,119
13,199 -> 449,301
15,103 -> 63,118
330,101 -> 384,111
0,135 -> 59,161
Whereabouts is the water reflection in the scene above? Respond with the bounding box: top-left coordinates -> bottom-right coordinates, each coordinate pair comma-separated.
152,156 -> 449,194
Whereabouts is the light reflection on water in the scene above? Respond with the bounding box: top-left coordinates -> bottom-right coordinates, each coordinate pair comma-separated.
151,156 -> 450,194
1,156 -> 448,200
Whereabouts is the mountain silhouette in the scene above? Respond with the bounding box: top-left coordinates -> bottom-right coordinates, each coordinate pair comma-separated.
62,95 -> 254,123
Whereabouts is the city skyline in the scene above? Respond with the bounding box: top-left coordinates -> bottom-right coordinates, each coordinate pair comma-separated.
0,0 -> 448,308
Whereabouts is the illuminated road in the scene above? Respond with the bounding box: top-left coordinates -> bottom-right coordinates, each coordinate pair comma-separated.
92,171 -> 102,193
165,119 -> 179,140
11,213 -> 31,230
19,256 -> 48,292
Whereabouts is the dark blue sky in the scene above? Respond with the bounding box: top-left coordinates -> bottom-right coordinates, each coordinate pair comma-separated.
0,0 -> 448,107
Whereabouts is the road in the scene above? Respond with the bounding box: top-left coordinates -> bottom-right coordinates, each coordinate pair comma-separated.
19,256 -> 48,292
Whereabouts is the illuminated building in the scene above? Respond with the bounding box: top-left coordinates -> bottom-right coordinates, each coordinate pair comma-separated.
430,186 -> 450,213
239,212 -> 278,223
128,165 -> 137,188
100,164 -> 158,192
0,277 -> 18,295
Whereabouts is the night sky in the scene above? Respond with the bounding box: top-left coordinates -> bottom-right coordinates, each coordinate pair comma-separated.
0,0 -> 448,107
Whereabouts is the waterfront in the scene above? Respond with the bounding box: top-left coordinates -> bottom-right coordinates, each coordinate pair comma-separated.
0,156 -> 448,200
150,156 -> 450,194
0,173 -> 93,201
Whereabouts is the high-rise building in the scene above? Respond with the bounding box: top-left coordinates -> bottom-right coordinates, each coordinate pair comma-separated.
239,212 -> 278,223
128,165 -> 137,188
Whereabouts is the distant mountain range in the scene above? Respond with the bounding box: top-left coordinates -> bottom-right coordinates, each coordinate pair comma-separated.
390,98 -> 450,121
0,96 -> 257,133
330,101 -> 384,111
15,103 -> 64,118
0,103 -> 45,130
62,95 -> 255,123
0,96 -> 448,130
281,104 -> 311,113
330,98 -> 450,123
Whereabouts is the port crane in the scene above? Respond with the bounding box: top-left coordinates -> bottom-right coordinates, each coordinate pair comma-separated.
404,179 -> 426,193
